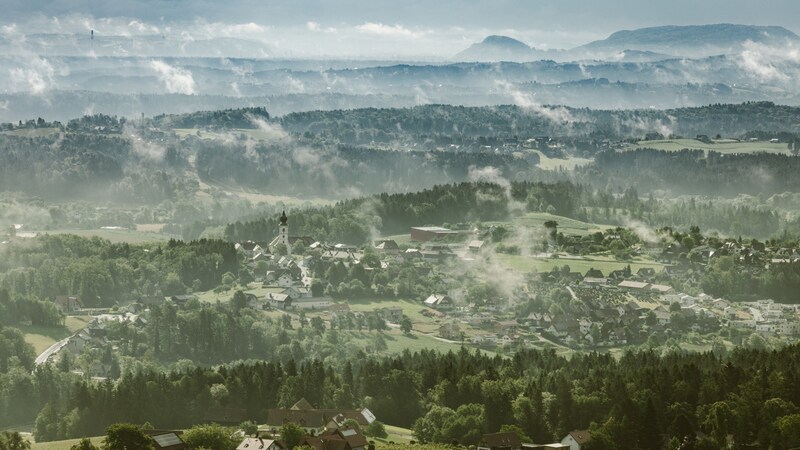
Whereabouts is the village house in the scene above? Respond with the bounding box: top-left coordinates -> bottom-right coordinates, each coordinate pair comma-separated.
468,240 -> 485,253
266,292 -> 292,310
266,270 -> 296,288
149,431 -> 188,450
292,297 -> 333,310
617,280 -> 650,291
54,295 -> 83,313
424,293 -> 453,309
378,306 -> 403,324
494,320 -> 518,334
374,239 -> 400,255
299,426 -> 368,450
560,430 -> 590,450
439,322 -> 462,340
265,399 -> 376,436
237,439 -> 283,450
410,226 -> 462,241
329,303 -> 351,320
478,432 -> 522,450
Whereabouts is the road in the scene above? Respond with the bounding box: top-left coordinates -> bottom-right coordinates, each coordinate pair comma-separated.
35,336 -> 70,365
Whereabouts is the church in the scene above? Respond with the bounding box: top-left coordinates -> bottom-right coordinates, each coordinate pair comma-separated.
268,211 -> 315,254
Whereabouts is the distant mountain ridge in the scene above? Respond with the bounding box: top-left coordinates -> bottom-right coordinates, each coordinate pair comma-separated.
579,23 -> 800,54
455,24 -> 800,62
455,35 -> 559,61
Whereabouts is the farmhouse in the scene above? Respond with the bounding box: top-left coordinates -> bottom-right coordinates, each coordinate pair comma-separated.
266,292 -> 292,310
237,439 -> 283,450
424,293 -> 453,309
478,432 -> 522,450
410,226 -> 462,242
54,295 -> 83,313
265,399 -> 376,435
560,430 -> 590,450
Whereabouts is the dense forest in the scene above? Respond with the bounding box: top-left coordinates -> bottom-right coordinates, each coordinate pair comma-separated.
17,335 -> 800,449
581,149 -> 800,196
277,102 -> 800,144
0,235 -> 238,308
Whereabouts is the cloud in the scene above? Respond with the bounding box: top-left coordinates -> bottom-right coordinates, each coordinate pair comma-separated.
149,60 -> 196,94
9,56 -> 55,94
495,80 -> 575,124
125,124 -> 166,161
355,22 -> 423,38
738,40 -> 796,83
468,165 -> 525,215
307,21 -> 336,33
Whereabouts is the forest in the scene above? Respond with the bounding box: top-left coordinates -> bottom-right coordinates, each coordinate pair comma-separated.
8,330 -> 800,450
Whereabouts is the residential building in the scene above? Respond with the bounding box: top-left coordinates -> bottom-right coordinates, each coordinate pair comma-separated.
561,430 -> 590,450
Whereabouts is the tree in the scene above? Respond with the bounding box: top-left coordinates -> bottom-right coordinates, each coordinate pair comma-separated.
1,432 -> 31,450
278,423 -> 306,450
365,421 -> 388,439
70,438 -> 99,450
239,421 -> 259,437
400,316 -> 412,335
310,316 -> 325,334
102,424 -> 154,450
182,424 -> 239,450
499,425 -> 530,443
274,243 -> 288,256
231,290 -> 248,312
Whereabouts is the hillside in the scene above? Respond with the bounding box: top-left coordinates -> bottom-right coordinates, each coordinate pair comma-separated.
454,35 -> 559,61
579,23 -> 800,55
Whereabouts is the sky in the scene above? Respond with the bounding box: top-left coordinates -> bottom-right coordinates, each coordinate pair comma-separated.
3,0 -> 800,58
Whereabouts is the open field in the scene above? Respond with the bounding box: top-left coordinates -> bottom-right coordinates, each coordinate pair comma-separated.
375,425 -> 414,445
30,436 -> 104,450
30,229 -> 174,244
629,138 -> 790,154
22,316 -> 91,354
506,211 -> 612,236
532,150 -> 593,170
496,253 -> 664,274
0,127 -> 61,138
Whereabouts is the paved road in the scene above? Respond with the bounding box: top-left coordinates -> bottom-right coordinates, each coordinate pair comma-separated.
35,337 -> 70,365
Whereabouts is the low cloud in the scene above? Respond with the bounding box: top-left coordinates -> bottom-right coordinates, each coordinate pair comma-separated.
355,22 -> 423,38
9,56 -> 55,94
738,40 -> 797,84
307,21 -> 337,33
149,60 -> 196,94
495,80 -> 575,124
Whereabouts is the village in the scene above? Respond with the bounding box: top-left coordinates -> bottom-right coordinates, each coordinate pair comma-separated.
36,211 -> 800,383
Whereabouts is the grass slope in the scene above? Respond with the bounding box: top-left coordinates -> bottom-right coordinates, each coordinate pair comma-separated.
30,436 -> 103,450
22,316 -> 91,354
630,138 -> 790,154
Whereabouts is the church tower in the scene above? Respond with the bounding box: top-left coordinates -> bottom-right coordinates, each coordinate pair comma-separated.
279,210 -> 290,254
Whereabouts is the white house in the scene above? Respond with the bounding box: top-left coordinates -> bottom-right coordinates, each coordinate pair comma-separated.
561,430 -> 591,450
237,438 -> 283,450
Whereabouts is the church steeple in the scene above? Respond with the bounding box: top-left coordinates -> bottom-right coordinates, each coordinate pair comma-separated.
279,211 -> 290,254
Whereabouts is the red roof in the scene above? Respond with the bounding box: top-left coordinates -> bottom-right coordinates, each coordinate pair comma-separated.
567,430 -> 591,445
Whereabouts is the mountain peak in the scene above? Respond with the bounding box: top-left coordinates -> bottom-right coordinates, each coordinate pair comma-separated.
580,23 -> 800,56
480,35 -> 531,49
454,35 -> 540,62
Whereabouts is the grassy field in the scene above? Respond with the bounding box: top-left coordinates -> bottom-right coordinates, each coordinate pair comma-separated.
30,436 -> 103,450
532,150 -> 593,170
375,425 -> 414,445
0,128 -> 61,138
31,229 -> 174,244
506,211 -> 612,237
22,316 -> 91,354
496,253 -> 664,274
630,138 -> 790,154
